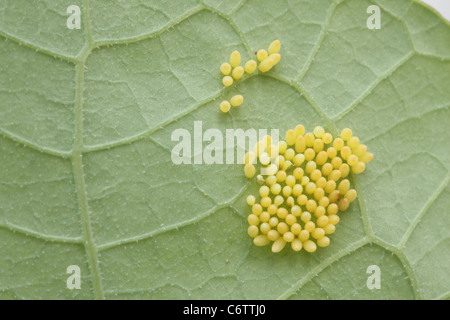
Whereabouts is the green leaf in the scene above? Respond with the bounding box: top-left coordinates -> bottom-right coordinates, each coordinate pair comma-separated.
0,0 -> 449,300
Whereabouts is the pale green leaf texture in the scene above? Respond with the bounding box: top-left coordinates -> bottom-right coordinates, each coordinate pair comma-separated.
0,0 -> 449,300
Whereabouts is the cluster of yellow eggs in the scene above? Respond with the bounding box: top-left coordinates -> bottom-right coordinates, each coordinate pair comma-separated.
219,40 -> 282,113
244,125 -> 373,253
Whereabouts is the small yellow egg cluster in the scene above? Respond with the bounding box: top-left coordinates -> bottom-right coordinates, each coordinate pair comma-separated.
257,40 -> 281,73
244,126 -> 373,253
220,50 -> 255,88
218,40 -> 281,113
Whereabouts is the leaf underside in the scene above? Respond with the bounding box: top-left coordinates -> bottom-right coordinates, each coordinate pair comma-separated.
0,0 -> 449,300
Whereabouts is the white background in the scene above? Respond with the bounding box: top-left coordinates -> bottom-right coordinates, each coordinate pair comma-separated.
421,0 -> 450,20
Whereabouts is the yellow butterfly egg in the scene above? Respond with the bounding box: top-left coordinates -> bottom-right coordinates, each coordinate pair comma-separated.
292,184 -> 303,197
338,179 -> 350,195
219,100 -> 231,113
247,225 -> 259,238
360,152 -> 374,163
321,163 -> 333,176
260,222 -> 271,234
291,205 -> 302,217
277,208 -> 288,220
244,59 -> 257,74
269,53 -> 281,66
268,205 -> 278,216
230,50 -> 241,68
304,221 -> 316,233
274,195 -> 284,206
259,152 -> 271,165
340,128 -> 352,141
304,148 -> 315,161
313,139 -> 324,153
291,239 -> 303,252
299,230 -> 310,242
300,176 -> 310,186
311,228 -> 325,240
353,144 -> 367,157
220,62 -> 232,75
333,138 -> 344,151
297,194 -> 308,206
265,175 -> 277,187
293,167 -> 304,180
338,198 -> 350,211
317,236 -> 330,248
258,57 -> 274,72
313,126 -> 325,138
313,187 -> 325,201
327,147 -> 338,159
316,215 -> 329,228
347,136 -> 360,149
259,185 -> 270,197
285,129 -> 296,146
230,94 -> 244,107
322,133 -> 333,144
327,203 -> 338,215
244,164 -> 256,179
345,189 -> 357,202
300,211 -> 311,223
303,240 -> 317,253
222,75 -> 233,87
328,214 -> 340,225
305,161 -> 317,174
339,163 -> 350,178
310,169 -> 322,182
306,199 -> 317,213
347,154 -> 359,166
305,182 -> 316,195
285,214 -> 297,226
285,175 -> 296,187
331,157 -> 343,169
272,238 -> 287,253
284,148 -> 295,161
328,170 -> 342,182
253,235 -> 270,246
323,223 -> 335,235
314,205 -> 326,218
318,196 -> 329,208
270,183 -> 281,195
277,222 -> 289,234
276,170 -> 287,183
231,66 -> 244,80
324,180 -> 336,194
267,229 -> 280,241
268,39 -> 281,54
283,231 -> 295,242
277,141 -> 287,154
247,214 -> 260,226
315,151 -> 328,165
294,124 -> 305,137
260,196 -> 272,208
293,153 -> 305,166
304,133 -> 315,147
246,195 -> 255,206
328,190 -> 340,204
352,161 -> 366,174
252,203 -> 263,215
259,211 -> 270,222
282,185 -> 293,198
256,49 -> 268,62
295,136 -> 306,153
